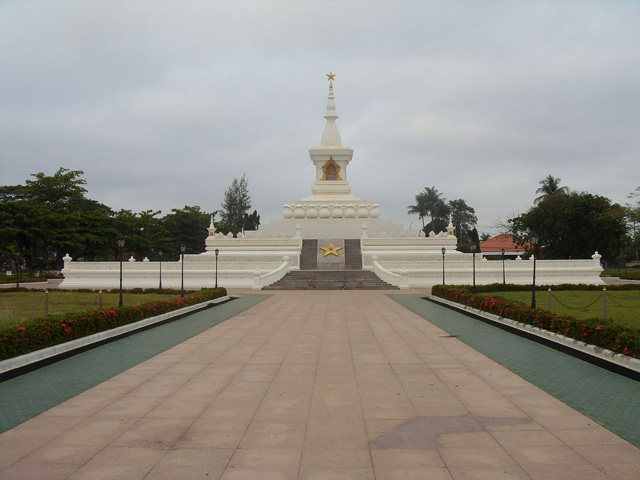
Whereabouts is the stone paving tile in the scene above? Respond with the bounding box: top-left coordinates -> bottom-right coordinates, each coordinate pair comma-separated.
521,463 -> 610,479
375,467 -> 454,480
447,465 -> 532,480
1,291 -> 640,479
0,462 -> 81,480
67,464 -> 151,480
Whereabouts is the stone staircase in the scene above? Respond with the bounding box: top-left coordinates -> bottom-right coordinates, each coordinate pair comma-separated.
300,239 -> 318,270
263,270 -> 398,290
344,239 -> 362,270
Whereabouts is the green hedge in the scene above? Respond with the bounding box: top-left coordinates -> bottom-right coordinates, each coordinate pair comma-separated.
431,285 -> 639,359
0,288 -> 227,361
0,287 -> 192,295
467,283 -> 640,292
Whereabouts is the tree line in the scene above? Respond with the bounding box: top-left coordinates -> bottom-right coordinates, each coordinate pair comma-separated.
407,175 -> 637,264
407,186 -> 479,251
509,175 -> 635,265
0,168 -> 259,275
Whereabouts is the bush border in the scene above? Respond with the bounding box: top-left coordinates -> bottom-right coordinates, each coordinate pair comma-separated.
0,288 -> 227,362
431,284 -> 639,359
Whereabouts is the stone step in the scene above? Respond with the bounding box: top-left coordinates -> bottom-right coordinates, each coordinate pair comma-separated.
344,239 -> 362,270
300,239 -> 318,270
263,270 -> 398,290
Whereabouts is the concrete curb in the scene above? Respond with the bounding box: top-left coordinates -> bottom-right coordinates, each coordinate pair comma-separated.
0,295 -> 234,379
428,295 -> 640,379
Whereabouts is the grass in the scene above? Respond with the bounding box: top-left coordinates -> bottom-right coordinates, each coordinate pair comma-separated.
482,290 -> 640,330
601,267 -> 640,280
0,291 -> 177,328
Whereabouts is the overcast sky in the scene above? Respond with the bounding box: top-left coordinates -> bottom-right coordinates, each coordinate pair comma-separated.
1,0 -> 639,236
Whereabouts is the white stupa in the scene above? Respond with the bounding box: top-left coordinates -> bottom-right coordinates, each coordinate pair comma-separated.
259,71 -> 404,239
59,73 -> 604,290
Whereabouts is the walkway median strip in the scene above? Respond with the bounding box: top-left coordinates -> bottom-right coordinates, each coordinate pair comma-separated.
389,294 -> 640,447
0,296 -> 234,381
0,295 -> 269,432
428,295 -> 640,380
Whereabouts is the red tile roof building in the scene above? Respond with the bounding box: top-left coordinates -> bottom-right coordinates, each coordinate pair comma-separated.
480,234 -> 530,257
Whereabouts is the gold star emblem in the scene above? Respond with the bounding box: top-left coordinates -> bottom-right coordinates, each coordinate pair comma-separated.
320,242 -> 343,257
326,70 -> 336,87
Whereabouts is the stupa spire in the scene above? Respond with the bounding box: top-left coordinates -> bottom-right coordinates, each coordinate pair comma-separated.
320,71 -> 342,146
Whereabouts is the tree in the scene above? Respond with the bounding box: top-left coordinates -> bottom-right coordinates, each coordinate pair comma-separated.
0,168 -> 114,271
221,174 -> 252,234
408,186 -> 449,235
111,209 -> 168,261
625,186 -> 640,262
243,210 -> 261,231
449,199 -> 477,246
534,174 -> 569,204
468,227 -> 481,253
509,191 -> 627,262
161,205 -> 211,258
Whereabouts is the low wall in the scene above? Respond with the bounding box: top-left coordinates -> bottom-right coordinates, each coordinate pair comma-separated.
368,253 -> 604,287
60,235 -> 302,289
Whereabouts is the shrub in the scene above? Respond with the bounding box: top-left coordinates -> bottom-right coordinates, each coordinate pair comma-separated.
431,285 -> 640,359
465,283 -> 640,293
0,288 -> 227,361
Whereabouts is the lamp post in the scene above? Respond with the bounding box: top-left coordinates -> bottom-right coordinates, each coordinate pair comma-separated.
441,247 -> 446,285
180,245 -> 186,297
158,249 -> 163,290
15,253 -> 20,289
214,248 -> 219,288
117,238 -> 125,307
530,234 -> 539,309
501,248 -> 506,285
471,244 -> 476,293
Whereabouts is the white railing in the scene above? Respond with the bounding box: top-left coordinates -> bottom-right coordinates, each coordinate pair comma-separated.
254,256 -> 295,290
369,255 -> 409,289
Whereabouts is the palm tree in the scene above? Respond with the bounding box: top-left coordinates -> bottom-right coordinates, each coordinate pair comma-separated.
534,175 -> 569,204
408,186 -> 448,233
407,195 -> 429,230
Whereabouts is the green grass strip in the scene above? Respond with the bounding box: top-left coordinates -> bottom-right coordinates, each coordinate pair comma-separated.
0,295 -> 269,433
389,294 -> 640,448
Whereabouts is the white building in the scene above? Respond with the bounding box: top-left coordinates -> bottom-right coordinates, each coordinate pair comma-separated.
60,75 -> 603,290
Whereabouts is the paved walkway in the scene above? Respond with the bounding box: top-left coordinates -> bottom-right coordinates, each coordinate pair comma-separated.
1,291 -> 639,479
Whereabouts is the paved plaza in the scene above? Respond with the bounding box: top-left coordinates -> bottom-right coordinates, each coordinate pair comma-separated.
1,291 -> 639,479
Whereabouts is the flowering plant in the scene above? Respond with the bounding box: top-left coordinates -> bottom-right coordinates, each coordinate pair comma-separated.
431,285 -> 639,359
0,288 -> 227,361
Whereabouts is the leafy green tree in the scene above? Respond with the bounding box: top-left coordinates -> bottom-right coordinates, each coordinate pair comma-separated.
534,174 -> 569,204
243,210 -> 261,231
625,186 -> 640,262
467,227 -> 481,252
221,174 -> 252,234
0,168 -> 114,271
112,209 -> 168,261
449,199 -> 477,245
408,186 -> 449,235
161,205 -> 211,259
509,191 -> 627,262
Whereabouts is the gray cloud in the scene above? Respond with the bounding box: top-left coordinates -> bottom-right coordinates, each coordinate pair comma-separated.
1,0 -> 638,237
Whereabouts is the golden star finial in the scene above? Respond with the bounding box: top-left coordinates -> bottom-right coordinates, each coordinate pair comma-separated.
320,242 -> 343,257
326,70 -> 336,87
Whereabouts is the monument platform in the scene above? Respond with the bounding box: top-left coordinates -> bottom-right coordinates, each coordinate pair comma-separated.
60,74 -> 604,290
1,292 -> 638,479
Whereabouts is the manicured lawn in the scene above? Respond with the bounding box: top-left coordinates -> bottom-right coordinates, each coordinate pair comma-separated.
0,291 -> 177,328
601,267 -> 640,280
483,290 -> 640,330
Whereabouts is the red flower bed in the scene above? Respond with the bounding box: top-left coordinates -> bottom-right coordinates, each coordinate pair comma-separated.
0,288 -> 227,361
431,285 -> 639,359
